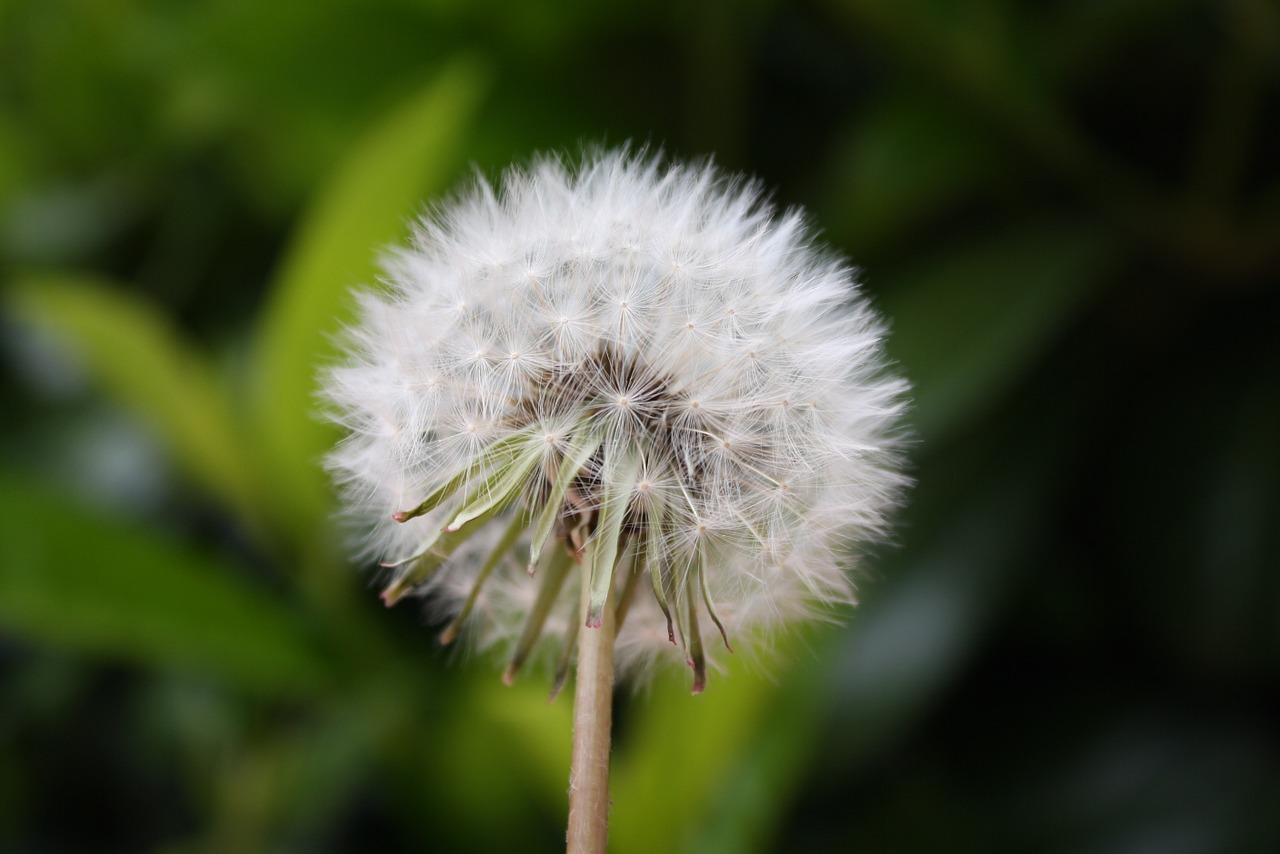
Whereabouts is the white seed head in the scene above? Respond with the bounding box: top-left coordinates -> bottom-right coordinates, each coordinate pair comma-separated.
325,148 -> 909,693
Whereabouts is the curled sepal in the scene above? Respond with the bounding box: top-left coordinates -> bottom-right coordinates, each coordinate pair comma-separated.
585,448 -> 641,628
684,571 -> 706,695
527,429 -> 603,573
378,528 -> 443,570
440,511 -> 529,644
644,495 -> 676,644
381,501 -> 509,606
503,545 -> 573,685
379,568 -> 430,608
378,523 -> 447,606
391,430 -> 533,523
697,543 -> 732,653
548,596 -> 582,703
612,540 -> 642,631
444,435 -> 545,532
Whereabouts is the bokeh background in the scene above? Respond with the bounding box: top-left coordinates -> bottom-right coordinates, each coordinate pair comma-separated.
3,1 -> 1279,851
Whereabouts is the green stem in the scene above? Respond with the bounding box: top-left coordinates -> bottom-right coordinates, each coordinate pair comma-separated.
567,542 -> 616,854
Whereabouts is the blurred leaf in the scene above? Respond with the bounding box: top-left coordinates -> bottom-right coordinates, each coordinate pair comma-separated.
6,272 -> 263,528
611,659 -> 780,854
0,475 -> 329,697
826,0 -> 1028,83
383,676 -> 567,853
817,341 -> 1095,770
1108,333 -> 1280,673
469,677 -> 573,808
679,649 -> 828,854
0,114 -> 29,200
199,690 -> 399,849
823,513 -> 1019,760
819,88 -> 1004,252
250,57 -> 489,534
879,220 -> 1112,443
824,0 -> 1117,194
1037,0 -> 1196,84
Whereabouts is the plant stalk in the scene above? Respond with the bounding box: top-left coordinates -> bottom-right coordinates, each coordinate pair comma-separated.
567,544 -> 616,854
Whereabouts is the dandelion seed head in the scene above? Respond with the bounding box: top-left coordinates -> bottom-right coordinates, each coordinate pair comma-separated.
325,148 -> 909,690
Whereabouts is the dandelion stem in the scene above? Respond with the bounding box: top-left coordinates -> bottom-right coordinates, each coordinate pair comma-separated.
567,539 -> 615,854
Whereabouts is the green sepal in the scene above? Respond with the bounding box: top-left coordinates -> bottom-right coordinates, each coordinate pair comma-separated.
444,435 -> 545,532
585,448 -> 640,628
503,545 -> 573,685
440,510 -> 529,644
392,469 -> 470,525
389,430 -> 534,523
549,591 -> 582,703
379,525 -> 446,570
381,500 -> 507,606
645,495 -> 676,645
697,543 -> 732,652
527,429 -> 603,572
684,571 -> 706,695
613,539 -> 643,630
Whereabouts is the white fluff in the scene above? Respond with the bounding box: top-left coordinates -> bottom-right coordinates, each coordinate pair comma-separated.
325,148 -> 909,688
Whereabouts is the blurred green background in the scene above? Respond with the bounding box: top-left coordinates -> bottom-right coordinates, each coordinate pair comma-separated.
2,0 -> 1278,851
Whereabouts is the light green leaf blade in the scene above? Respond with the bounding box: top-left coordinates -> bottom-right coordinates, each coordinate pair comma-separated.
6,272 -> 262,528
250,57 -> 489,532
0,475 -> 330,696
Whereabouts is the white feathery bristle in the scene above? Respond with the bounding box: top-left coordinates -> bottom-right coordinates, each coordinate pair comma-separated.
324,147 -> 909,690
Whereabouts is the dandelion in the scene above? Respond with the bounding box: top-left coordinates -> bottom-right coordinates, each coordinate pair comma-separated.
324,148 -> 908,852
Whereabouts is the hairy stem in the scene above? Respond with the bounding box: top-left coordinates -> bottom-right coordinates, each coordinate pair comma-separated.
567,542 -> 616,854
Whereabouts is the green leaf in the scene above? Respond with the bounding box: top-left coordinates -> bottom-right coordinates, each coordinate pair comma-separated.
6,272 -> 263,529
878,220 -> 1113,444
0,474 -> 329,697
398,675 -> 572,851
250,57 -> 489,533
